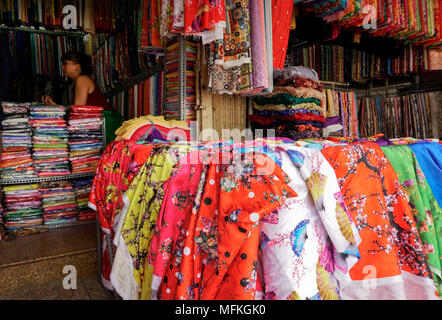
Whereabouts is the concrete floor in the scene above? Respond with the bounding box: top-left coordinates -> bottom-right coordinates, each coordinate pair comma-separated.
0,276 -> 113,300
0,223 -> 112,300
0,223 -> 98,267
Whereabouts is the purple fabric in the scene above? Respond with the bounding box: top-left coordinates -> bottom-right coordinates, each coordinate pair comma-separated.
354,138 -> 395,146
324,116 -> 341,127
376,138 -> 395,146
249,0 -> 267,90
146,129 -> 168,141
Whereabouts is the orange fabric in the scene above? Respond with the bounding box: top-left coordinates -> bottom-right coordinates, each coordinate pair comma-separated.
321,142 -> 432,281
0,158 -> 33,168
133,144 -> 155,165
159,151 -> 297,300
1,147 -> 28,153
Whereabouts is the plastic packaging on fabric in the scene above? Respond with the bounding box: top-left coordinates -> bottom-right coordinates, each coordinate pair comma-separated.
2,184 -> 43,230
0,102 -> 38,180
68,105 -> 104,175
30,105 -> 71,177
39,180 -> 78,226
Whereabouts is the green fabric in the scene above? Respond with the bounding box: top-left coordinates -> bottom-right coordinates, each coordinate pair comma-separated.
382,145 -> 442,297
103,110 -> 123,146
253,94 -> 322,107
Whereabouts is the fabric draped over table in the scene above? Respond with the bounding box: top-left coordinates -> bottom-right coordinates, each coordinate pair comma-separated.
321,142 -> 439,300
381,145 -> 442,297
89,137 -> 442,299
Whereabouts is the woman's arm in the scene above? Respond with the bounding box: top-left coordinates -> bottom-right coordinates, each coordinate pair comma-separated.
73,76 -> 91,105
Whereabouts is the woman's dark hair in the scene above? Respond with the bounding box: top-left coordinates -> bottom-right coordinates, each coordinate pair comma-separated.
61,51 -> 93,76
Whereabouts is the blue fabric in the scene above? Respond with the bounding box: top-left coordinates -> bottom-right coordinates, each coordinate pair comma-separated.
409,142 -> 442,207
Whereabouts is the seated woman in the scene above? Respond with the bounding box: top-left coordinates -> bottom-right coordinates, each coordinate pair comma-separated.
42,51 -> 112,110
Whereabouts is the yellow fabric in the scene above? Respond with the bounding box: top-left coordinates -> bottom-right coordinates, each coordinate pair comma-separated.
115,115 -> 189,141
3,184 -> 39,192
120,144 -> 192,300
326,89 -> 336,117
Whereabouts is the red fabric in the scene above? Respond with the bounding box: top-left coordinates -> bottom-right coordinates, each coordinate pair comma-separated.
69,113 -> 103,119
71,105 -> 104,112
272,0 -> 294,69
184,0 -> 226,34
4,196 -> 41,202
274,77 -> 323,90
248,113 -> 326,126
159,152 -> 296,300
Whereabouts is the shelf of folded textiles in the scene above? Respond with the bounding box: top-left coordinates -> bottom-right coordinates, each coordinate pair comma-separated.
44,219 -> 96,230
0,172 -> 95,185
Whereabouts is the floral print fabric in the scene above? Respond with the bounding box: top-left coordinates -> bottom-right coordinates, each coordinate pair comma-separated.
89,140 -> 148,290
184,0 -> 226,35
89,140 -> 139,234
259,146 -> 361,300
381,145 -> 442,297
110,144 -> 191,300
148,150 -> 205,299
212,0 -> 252,68
96,138 -> 442,300
321,142 -> 439,300
158,149 -> 297,300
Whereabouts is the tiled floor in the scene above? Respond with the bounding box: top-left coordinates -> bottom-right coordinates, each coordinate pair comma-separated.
0,276 -> 113,300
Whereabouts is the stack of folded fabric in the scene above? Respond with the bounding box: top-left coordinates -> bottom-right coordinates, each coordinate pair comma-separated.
72,178 -> 96,223
2,184 -> 43,230
250,66 -> 326,140
68,106 -> 104,175
0,102 -> 37,180
30,105 -> 71,177
39,180 -> 78,226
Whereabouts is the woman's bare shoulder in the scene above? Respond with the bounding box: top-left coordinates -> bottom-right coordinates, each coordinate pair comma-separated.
76,74 -> 93,84
76,75 -> 94,93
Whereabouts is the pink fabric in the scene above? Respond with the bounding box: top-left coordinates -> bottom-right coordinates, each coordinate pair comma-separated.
148,151 -> 204,281
249,0 -> 268,90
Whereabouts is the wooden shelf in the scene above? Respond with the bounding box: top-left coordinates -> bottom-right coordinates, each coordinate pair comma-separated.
103,62 -> 165,98
0,24 -> 86,37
